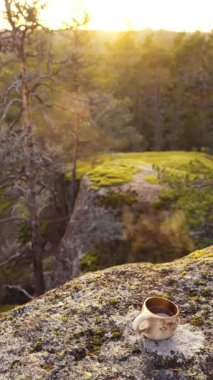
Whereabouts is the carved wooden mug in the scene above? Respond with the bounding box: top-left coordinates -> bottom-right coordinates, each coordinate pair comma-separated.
132,296 -> 180,340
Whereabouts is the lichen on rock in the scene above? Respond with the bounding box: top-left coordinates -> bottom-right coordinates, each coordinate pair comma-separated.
0,246 -> 212,379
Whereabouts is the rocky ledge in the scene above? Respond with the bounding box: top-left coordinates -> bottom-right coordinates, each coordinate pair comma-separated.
0,246 -> 212,380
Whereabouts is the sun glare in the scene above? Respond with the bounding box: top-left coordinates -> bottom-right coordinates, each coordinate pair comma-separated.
41,0 -> 85,30
0,0 -> 212,32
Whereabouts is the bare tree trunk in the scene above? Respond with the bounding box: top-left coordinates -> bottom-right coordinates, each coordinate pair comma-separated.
69,116 -> 79,213
153,72 -> 161,150
19,56 -> 45,296
3,0 -> 47,296
153,93 -> 162,151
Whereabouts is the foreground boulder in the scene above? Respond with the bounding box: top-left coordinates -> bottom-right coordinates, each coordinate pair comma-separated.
0,246 -> 212,380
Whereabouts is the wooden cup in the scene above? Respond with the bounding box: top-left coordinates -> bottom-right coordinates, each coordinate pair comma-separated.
132,296 -> 180,340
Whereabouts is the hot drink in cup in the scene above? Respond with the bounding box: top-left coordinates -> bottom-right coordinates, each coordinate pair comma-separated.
132,296 -> 180,340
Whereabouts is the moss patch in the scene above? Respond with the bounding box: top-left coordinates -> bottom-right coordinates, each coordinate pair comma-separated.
80,249 -> 100,273
188,248 -> 213,259
96,190 -> 137,209
0,304 -> 18,313
144,175 -> 159,184
191,315 -> 204,326
88,161 -> 140,190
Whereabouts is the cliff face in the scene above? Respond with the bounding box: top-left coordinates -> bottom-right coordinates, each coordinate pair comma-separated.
54,151 -> 213,286
53,163 -> 166,286
53,176 -> 127,287
0,246 -> 212,380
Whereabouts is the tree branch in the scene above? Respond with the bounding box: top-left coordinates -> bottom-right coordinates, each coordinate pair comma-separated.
3,285 -> 33,300
0,216 -> 27,225
0,249 -> 27,268
0,98 -> 22,122
9,107 -> 23,129
4,0 -> 17,31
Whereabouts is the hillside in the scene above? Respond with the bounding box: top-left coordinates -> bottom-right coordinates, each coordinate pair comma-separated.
0,246 -> 212,379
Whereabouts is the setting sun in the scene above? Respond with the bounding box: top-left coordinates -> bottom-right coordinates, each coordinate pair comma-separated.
0,0 -> 212,31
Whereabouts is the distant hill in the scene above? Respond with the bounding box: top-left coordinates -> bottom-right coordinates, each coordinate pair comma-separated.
51,28 -> 196,52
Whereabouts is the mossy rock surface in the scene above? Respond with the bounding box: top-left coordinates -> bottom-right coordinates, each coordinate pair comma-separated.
95,190 -> 137,209
56,152 -> 213,285
67,151 -> 213,185
0,246 -> 212,379
71,152 -> 213,241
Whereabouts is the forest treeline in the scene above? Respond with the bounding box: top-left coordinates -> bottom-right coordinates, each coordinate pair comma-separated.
97,30 -> 213,151
48,28 -> 213,152
1,29 -> 213,154
0,0 -> 212,298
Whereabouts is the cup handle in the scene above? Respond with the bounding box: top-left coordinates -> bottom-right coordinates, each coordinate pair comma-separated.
132,312 -> 153,332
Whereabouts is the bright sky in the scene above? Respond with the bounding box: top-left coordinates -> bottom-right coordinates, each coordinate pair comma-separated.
0,0 -> 212,32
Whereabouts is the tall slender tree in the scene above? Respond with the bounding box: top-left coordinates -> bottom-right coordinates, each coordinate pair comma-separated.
1,0 -> 47,295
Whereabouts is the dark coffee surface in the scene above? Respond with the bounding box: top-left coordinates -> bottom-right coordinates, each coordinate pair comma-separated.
148,306 -> 173,316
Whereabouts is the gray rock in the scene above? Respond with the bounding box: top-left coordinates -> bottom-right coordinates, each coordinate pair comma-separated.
144,324 -> 205,358
0,246 -> 212,379
53,166 -> 163,287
